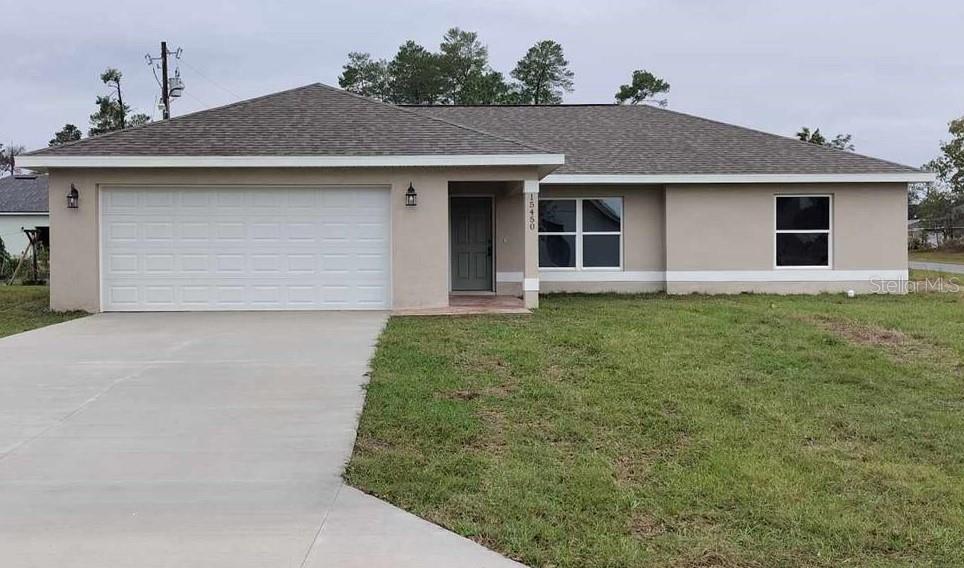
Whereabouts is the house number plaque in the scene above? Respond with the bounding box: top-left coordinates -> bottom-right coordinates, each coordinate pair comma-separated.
527,193 -> 537,231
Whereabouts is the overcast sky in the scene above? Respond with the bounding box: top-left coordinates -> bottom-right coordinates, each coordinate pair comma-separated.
2,0 -> 961,166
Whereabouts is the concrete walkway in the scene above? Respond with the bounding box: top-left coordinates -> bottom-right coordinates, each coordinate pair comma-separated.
909,260 -> 964,274
0,313 -> 523,568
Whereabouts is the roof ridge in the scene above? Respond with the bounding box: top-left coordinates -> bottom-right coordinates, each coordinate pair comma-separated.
24,83 -> 324,156
403,103 -> 620,108
316,84 -> 558,155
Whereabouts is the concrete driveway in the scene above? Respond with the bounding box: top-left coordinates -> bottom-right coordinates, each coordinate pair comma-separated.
909,260 -> 964,274
0,313 -> 522,568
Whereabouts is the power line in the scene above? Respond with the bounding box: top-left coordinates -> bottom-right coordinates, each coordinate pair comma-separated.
181,89 -> 211,110
178,59 -> 244,100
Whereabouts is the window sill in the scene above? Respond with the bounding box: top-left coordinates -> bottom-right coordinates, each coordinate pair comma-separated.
538,267 -> 623,271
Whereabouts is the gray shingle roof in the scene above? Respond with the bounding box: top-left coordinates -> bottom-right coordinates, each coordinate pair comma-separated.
0,175 -> 48,213
25,82 -> 920,176
409,104 -> 919,175
26,84 -> 551,157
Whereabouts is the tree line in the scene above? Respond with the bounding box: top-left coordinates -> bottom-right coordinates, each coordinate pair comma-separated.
45,68 -> 151,149
1,66 -> 153,175
911,117 -> 964,231
337,28 -> 670,106
3,28 -> 671,174
4,28 -> 960,222
796,127 -> 855,152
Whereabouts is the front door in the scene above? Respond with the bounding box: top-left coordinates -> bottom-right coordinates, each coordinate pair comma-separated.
450,197 -> 493,291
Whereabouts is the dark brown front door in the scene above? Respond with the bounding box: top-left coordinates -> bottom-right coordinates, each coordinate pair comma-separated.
450,197 -> 493,291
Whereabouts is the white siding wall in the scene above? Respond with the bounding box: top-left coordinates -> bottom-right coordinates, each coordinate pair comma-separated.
0,214 -> 48,254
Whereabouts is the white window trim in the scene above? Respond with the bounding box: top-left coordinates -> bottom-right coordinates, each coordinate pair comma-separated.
774,194 -> 832,270
538,197 -> 623,270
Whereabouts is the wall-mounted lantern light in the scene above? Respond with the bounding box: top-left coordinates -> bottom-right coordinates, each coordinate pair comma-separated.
405,183 -> 417,207
66,185 -> 80,209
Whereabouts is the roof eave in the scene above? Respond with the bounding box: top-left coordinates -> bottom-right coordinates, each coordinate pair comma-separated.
16,154 -> 566,177
541,172 -> 936,185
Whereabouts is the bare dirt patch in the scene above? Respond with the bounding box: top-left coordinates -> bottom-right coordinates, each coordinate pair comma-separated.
445,389 -> 481,401
809,315 -> 910,348
469,407 -> 510,456
614,433 -> 690,487
441,383 -> 517,402
630,512 -> 666,538
614,454 -> 652,486
353,435 -> 393,454
672,551 -> 763,568
804,315 -> 941,365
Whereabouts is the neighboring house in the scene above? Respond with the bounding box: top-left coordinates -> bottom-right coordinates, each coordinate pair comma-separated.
17,84 -> 931,313
0,174 -> 49,255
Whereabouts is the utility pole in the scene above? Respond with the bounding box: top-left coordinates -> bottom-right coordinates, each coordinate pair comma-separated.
147,42 -> 183,120
116,75 -> 126,128
160,41 -> 170,120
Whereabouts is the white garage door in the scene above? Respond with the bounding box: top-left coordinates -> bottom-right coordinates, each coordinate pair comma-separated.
100,186 -> 391,311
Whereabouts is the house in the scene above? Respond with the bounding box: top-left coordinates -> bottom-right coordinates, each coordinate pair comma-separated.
16,84 -> 931,313
909,202 -> 964,248
0,174 -> 49,255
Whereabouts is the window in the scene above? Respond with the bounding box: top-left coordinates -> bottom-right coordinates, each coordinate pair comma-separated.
539,198 -> 622,269
775,195 -> 831,267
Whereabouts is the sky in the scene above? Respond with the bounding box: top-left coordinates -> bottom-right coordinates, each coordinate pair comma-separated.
2,0 -> 961,167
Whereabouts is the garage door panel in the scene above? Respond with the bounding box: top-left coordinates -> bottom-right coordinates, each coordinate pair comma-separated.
103,281 -> 391,311
144,254 -> 176,273
107,286 -> 139,306
179,191 -> 210,208
285,222 -> 317,242
106,222 -> 138,241
143,192 -> 175,208
107,254 -> 139,274
322,224 -> 349,241
101,186 -> 390,311
179,222 -> 211,240
216,191 -> 244,208
104,190 -> 139,210
251,254 -> 282,273
144,286 -> 176,305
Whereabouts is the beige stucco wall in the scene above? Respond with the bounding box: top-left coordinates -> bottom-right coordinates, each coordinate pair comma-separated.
664,183 -> 909,293
47,169 -> 911,312
47,166 -> 537,312
496,190 -> 525,296
500,182 -> 907,296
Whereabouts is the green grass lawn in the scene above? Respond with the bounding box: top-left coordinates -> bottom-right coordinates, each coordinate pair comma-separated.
347,290 -> 964,567
910,249 -> 964,265
0,286 -> 86,339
